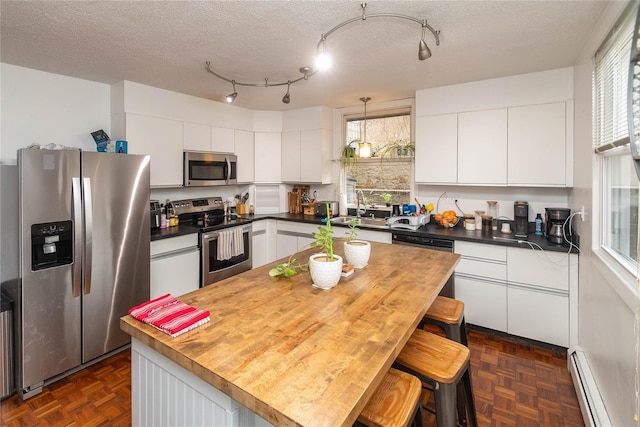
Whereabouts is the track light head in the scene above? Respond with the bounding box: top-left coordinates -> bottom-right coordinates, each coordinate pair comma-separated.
418,39 -> 431,60
282,81 -> 291,104
226,81 -> 237,103
418,26 -> 432,60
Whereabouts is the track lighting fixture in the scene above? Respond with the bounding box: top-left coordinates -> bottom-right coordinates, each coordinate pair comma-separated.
205,3 -> 440,104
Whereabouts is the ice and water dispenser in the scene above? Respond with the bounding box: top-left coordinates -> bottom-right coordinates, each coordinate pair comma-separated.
30,221 -> 73,270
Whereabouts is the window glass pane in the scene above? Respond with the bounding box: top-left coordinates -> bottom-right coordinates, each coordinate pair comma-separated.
344,113 -> 411,207
604,150 -> 639,269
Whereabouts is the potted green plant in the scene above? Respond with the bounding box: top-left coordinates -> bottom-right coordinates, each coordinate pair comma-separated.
339,139 -> 360,169
308,204 -> 343,289
269,254 -> 308,278
343,218 -> 371,269
382,193 -> 392,207
379,140 -> 415,159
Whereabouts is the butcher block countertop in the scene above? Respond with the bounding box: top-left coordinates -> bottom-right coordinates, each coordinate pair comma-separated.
121,240 -> 460,427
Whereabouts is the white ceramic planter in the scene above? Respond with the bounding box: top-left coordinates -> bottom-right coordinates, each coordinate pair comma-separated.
344,240 -> 371,269
309,254 -> 343,290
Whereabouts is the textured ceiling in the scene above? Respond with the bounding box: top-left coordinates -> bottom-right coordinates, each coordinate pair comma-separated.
0,1 -> 608,111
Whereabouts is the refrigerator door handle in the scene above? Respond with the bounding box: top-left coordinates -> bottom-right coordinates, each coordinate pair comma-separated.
83,177 -> 93,295
72,177 -> 82,298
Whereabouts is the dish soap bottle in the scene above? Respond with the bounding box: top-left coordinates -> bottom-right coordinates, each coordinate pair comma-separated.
535,213 -> 543,235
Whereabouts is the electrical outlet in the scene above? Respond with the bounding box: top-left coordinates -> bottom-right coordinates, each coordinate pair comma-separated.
580,206 -> 585,221
446,194 -> 458,203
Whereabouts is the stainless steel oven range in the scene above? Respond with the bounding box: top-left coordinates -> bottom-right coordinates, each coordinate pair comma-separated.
173,196 -> 252,287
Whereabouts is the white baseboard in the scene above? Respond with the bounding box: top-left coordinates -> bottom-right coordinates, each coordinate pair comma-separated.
568,346 -> 612,427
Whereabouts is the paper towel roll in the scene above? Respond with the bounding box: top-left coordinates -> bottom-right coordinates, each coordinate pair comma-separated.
339,193 -> 347,216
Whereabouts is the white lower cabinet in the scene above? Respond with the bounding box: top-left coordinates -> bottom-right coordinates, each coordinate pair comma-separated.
150,234 -> 200,299
506,247 -> 574,347
455,241 -> 507,331
274,220 -> 391,261
252,228 -> 267,269
276,232 -> 300,260
455,275 -> 507,331
455,240 -> 575,347
507,284 -> 568,347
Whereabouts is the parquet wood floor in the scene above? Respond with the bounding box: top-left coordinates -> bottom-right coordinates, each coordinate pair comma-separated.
1,326 -> 584,426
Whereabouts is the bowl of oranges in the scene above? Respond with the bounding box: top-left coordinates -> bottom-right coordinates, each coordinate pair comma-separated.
434,210 -> 459,228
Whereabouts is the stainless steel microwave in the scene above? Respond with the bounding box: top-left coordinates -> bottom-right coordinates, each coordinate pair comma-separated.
183,151 -> 237,187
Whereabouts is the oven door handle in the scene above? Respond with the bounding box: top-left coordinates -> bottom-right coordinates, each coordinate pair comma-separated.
202,224 -> 252,242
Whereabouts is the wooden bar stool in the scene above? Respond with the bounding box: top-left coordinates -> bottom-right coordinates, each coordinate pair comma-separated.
356,368 -> 424,427
420,296 -> 468,346
394,329 -> 477,427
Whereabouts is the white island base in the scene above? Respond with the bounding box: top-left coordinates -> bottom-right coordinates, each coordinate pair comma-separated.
131,338 -> 273,427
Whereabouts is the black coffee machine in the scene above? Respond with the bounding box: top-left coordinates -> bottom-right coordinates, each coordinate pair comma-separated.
545,208 -> 571,245
513,201 -> 529,237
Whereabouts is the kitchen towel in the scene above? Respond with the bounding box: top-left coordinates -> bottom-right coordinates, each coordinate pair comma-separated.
217,229 -> 232,261
217,228 -> 245,261
232,226 -> 244,257
128,294 -> 210,338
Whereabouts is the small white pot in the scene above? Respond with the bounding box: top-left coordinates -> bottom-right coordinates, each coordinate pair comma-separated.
344,240 -> 371,269
309,254 -> 343,290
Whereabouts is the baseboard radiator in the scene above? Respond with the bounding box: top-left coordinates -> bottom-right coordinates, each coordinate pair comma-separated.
568,347 -> 612,427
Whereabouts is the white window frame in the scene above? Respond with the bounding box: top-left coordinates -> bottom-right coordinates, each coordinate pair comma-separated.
593,2 -> 639,282
338,99 -> 416,207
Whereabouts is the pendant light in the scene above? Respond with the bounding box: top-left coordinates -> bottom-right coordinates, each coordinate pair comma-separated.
359,97 -> 372,158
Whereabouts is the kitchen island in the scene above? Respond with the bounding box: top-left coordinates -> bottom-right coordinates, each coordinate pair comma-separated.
121,240 -> 460,426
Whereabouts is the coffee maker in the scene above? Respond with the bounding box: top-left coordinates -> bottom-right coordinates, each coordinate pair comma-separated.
513,201 -> 529,237
545,208 -> 571,245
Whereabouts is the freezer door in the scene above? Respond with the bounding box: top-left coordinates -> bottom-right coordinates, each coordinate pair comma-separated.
80,152 -> 150,362
18,149 -> 82,391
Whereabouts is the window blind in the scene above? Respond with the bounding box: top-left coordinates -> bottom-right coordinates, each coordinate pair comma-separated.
594,7 -> 635,153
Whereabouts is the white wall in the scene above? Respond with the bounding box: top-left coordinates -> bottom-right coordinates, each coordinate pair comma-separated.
572,2 -> 638,425
1,63 -> 110,161
0,63 -> 112,282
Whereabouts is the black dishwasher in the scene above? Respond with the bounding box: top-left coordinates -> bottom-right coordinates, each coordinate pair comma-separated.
391,233 -> 455,298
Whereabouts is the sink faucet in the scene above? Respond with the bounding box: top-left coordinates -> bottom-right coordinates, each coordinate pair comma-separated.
356,190 -> 366,218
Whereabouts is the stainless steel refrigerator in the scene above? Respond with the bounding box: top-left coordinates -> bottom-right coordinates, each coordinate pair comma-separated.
14,148 -> 150,399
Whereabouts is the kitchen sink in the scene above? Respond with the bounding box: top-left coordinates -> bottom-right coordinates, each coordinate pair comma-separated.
331,216 -> 389,229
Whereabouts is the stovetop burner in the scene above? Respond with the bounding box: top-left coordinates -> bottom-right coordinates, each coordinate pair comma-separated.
173,196 -> 225,229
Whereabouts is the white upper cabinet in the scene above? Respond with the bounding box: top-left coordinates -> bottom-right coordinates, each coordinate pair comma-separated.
281,131 -> 302,182
414,68 -> 574,187
212,127 -> 235,153
183,122 -> 211,152
300,129 -> 332,183
125,113 -> 183,187
183,123 -> 235,153
234,129 -> 254,183
457,109 -> 507,185
281,129 -> 332,183
415,114 -> 457,183
254,132 -> 281,182
507,102 -> 567,186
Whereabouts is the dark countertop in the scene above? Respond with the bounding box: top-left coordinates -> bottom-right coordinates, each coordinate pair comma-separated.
151,212 -> 578,253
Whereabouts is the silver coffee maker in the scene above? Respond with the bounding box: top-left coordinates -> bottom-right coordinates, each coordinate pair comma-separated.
545,208 -> 571,245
